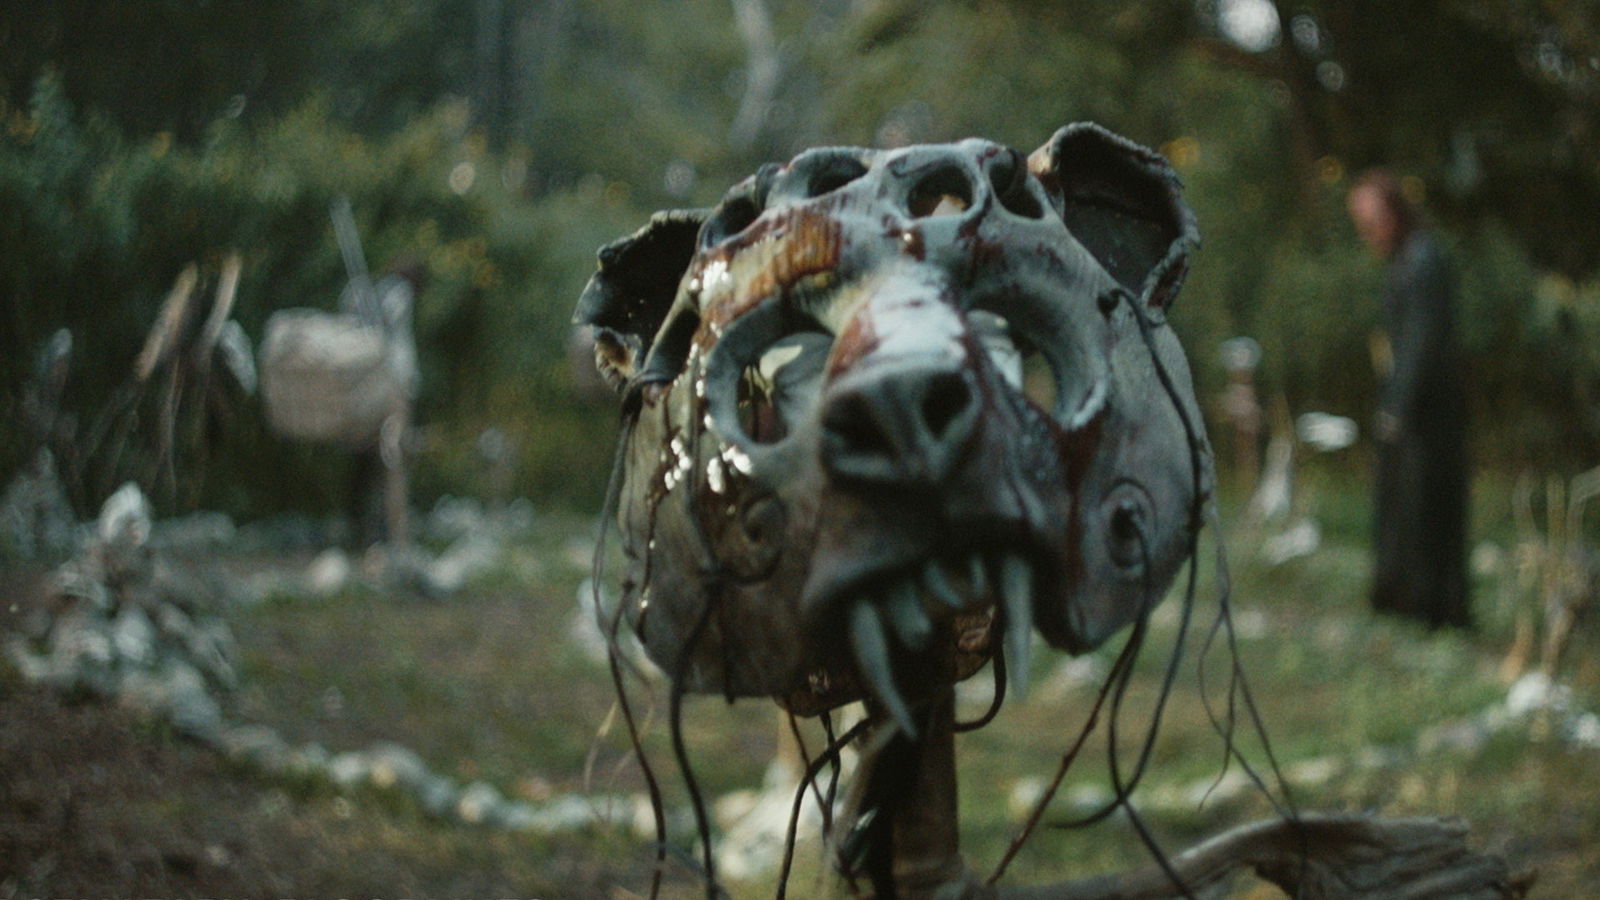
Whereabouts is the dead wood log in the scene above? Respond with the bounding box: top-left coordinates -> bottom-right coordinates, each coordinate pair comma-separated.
970,813 -> 1531,900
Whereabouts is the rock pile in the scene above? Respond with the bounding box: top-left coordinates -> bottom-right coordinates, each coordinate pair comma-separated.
6,483 -> 235,739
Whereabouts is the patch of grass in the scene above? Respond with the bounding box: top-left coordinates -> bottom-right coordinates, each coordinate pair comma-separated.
187,478 -> 1600,896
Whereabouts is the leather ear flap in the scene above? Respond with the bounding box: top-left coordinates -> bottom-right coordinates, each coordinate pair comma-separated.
1028,123 -> 1198,315
573,208 -> 707,390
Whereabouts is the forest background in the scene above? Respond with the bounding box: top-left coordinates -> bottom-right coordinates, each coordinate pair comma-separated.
3,0 -> 1599,520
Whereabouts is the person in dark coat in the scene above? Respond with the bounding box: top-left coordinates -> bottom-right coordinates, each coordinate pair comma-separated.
1347,170 -> 1471,628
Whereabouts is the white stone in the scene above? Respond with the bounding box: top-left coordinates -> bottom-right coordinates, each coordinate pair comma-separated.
1285,755 -> 1341,787
1065,782 -> 1113,811
1417,718 -> 1490,755
366,741 -> 428,790
1007,776 -> 1049,820
426,531 -> 500,595
498,800 -> 542,831
57,609 -> 115,665
1296,412 -> 1358,452
714,758 -> 826,880
288,742 -> 331,775
1261,518 -> 1321,566
327,751 -> 372,788
1571,713 -> 1600,750
162,662 -> 223,737
456,780 -> 504,825
305,548 -> 352,595
417,775 -> 459,817
97,483 -> 152,549
110,607 -> 156,665
151,511 -> 236,550
219,724 -> 290,768
1506,672 -> 1572,718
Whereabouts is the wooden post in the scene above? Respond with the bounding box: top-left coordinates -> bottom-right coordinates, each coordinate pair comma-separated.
381,402 -> 410,550
889,689 -> 965,895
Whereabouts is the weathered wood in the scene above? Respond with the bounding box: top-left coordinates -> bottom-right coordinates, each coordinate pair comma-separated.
973,813 -> 1530,900
197,252 -> 242,360
134,264 -> 199,383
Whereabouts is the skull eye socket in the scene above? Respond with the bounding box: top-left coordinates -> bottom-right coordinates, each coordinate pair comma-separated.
805,157 -> 869,198
1021,351 -> 1058,413
908,165 -> 974,218
701,196 -> 761,248
704,300 -> 835,455
988,149 -> 1045,219
967,311 -> 1059,415
736,330 -> 832,445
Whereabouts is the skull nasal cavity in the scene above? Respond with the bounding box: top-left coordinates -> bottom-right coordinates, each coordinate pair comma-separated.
821,364 -> 979,485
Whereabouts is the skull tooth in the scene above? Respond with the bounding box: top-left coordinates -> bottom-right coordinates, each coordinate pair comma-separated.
849,601 -> 917,738
998,553 -> 1034,698
921,559 -> 964,609
886,579 -> 931,650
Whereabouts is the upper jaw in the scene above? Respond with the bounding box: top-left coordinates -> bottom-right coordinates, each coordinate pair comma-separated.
795,519 -> 1060,732
800,512 -> 1057,617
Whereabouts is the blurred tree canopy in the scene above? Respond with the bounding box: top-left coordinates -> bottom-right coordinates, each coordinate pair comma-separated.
2,0 -> 1597,520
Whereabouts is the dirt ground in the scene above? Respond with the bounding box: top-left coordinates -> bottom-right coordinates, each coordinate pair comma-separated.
0,553 -> 655,900
0,674 -> 667,899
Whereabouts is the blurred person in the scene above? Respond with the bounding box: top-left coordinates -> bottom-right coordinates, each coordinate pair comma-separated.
1347,169 -> 1470,628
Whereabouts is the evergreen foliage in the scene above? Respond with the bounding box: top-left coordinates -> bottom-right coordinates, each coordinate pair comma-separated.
2,0 -> 1596,518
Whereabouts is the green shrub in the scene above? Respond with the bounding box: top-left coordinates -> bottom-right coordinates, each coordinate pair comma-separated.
1,74 -> 639,517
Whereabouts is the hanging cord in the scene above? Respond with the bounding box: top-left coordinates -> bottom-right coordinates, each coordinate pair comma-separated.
1125,290 -> 1302,883
991,287 -> 1300,889
787,709 -> 857,899
1068,513 -> 1202,828
997,531 -> 1196,893
1196,569 -> 1300,821
670,351 -> 750,900
1192,508 -> 1306,875
594,397 -> 672,900
668,602 -> 726,900
595,344 -> 793,900
991,289 -> 1200,883
776,716 -> 874,899
955,639 -> 1009,733
988,602 -> 1144,882
786,711 -> 835,832
1099,531 -> 1198,898
820,711 -> 845,851
596,375 -> 739,900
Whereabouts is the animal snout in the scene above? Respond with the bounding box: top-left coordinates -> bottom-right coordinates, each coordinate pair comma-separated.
820,358 -> 980,486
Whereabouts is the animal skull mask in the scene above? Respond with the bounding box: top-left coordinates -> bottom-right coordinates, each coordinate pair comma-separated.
577,123 -> 1210,732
